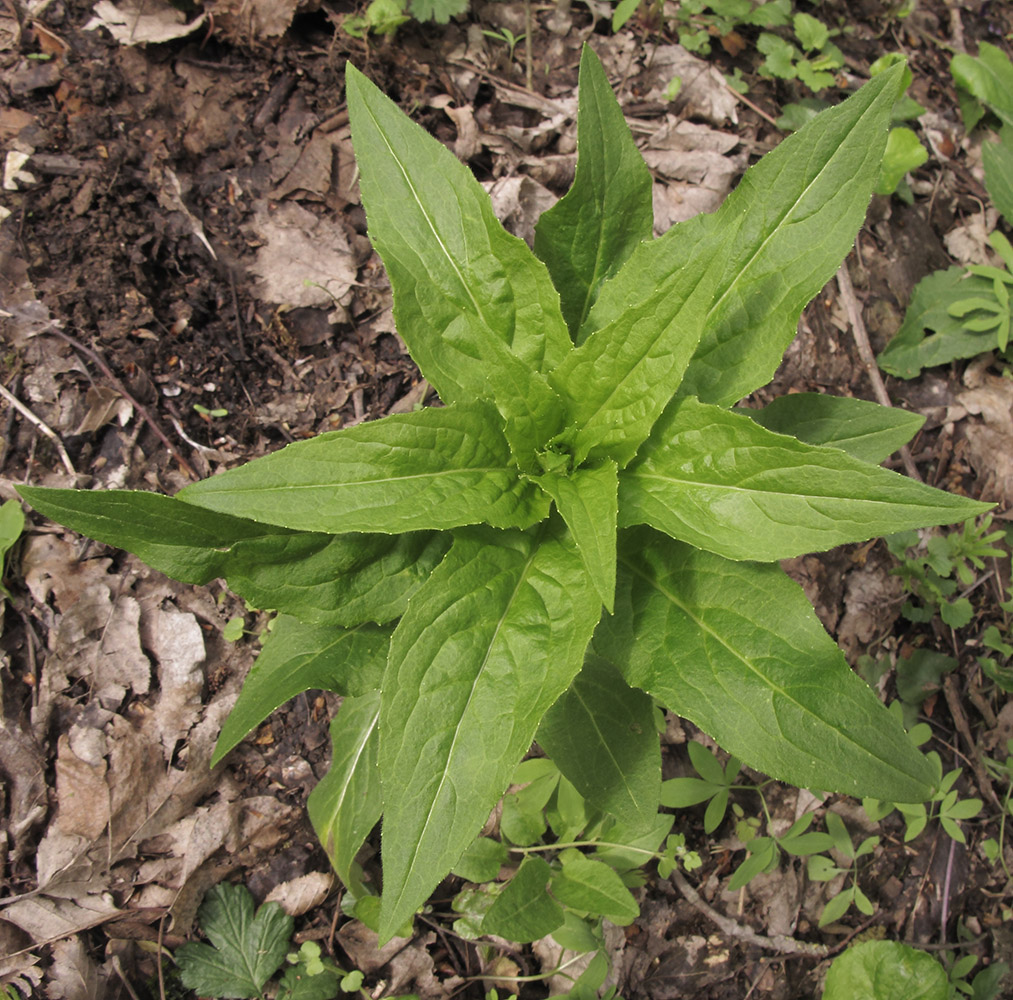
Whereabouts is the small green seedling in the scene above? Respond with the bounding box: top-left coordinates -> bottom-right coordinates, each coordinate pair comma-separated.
880,44 -> 1013,377
176,883 -> 372,1000
482,27 -> 526,63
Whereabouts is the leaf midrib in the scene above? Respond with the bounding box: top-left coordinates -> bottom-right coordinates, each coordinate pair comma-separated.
358,90 -> 494,336
630,469 -> 952,509
703,89 -> 886,333
620,554 -> 922,781
386,539 -> 541,921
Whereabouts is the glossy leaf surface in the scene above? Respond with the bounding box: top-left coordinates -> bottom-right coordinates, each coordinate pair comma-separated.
678,64 -> 903,405
738,394 -> 924,464
533,460 -> 618,610
538,655 -> 660,836
347,63 -> 569,456
534,45 -> 654,337
179,402 -> 548,534
597,528 -> 936,802
307,691 -> 383,893
378,523 -> 601,939
620,397 -> 989,561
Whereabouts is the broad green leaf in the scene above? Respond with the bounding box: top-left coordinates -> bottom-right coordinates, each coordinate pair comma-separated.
482,857 -> 563,942
875,126 -> 928,195
550,854 -> 639,925
212,616 -> 389,765
377,521 -> 601,941
620,396 -> 990,562
822,940 -> 948,1000
678,64 -> 904,406
534,45 -> 654,337
452,837 -> 508,883
176,883 -> 292,999
224,530 -> 449,627
19,486 -> 448,626
596,528 -> 937,802
307,690 -> 383,892
736,393 -> 924,464
179,401 -> 549,534
547,209 -> 722,467
951,43 -> 1013,129
0,500 -> 24,557
983,125 -> 1013,224
538,655 -> 660,836
346,63 -> 570,458
877,267 -> 1001,378
533,461 -> 618,610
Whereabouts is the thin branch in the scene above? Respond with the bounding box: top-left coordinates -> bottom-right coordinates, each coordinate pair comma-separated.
835,260 -> 922,481
669,867 -> 829,957
0,381 -> 77,477
51,331 -> 197,480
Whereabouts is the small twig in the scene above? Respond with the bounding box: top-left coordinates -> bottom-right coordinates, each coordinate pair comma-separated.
835,260 -> 922,481
669,867 -> 829,957
724,79 -> 780,129
942,673 -> 1001,811
157,912 -> 167,1000
51,330 -> 197,480
940,837 -> 956,944
0,381 -> 77,477
524,0 -> 533,92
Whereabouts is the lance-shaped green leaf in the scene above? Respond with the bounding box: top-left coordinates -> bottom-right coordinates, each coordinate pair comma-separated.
877,267 -> 1000,378
983,125 -> 1013,224
308,690 -> 383,893
736,394 -> 924,464
532,461 -> 618,611
547,211 -> 723,468
179,401 -> 549,534
534,45 -> 654,338
538,654 -> 660,835
677,63 -> 904,406
377,522 -> 602,941
212,616 -> 389,765
346,63 -> 570,457
596,528 -> 936,802
19,485 -> 448,626
619,397 -> 990,562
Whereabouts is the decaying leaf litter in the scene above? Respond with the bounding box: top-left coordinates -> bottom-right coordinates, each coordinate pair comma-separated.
2,0 -> 1013,996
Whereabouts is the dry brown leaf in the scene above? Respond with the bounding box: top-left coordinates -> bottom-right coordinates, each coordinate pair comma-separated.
265,871 -> 334,916
84,0 -> 207,45
46,936 -> 106,1000
485,175 -> 558,247
247,201 -> 357,309
54,734 -> 110,841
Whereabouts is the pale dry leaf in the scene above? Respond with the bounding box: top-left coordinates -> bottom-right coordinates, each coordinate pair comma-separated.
484,175 -> 558,247
247,201 -> 356,308
46,936 -> 105,1000
84,0 -> 207,44
265,872 -> 334,917
207,0 -> 318,39
270,133 -> 338,201
943,209 -> 999,264
143,607 -> 205,753
75,386 -> 132,435
1,893 -> 119,943
385,933 -> 442,999
54,734 -> 110,840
